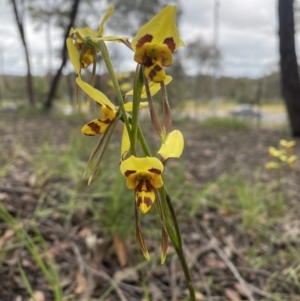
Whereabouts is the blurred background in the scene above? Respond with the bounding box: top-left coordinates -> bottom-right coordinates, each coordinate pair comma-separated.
1,1 -> 300,301
0,0 -> 295,121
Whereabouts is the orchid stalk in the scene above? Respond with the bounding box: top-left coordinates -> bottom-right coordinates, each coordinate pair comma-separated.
67,5 -> 195,301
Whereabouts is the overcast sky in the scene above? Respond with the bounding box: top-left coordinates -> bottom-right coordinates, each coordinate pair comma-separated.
0,0 -> 297,78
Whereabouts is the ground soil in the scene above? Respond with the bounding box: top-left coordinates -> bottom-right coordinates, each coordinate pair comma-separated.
0,112 -> 300,301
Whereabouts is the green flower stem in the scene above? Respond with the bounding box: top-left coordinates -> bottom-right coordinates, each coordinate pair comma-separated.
164,188 -> 195,301
131,65 -> 144,152
157,187 -> 177,245
98,39 -> 195,300
137,125 -> 151,157
143,74 -> 163,139
160,81 -> 172,136
98,40 -> 133,154
137,129 -> 195,301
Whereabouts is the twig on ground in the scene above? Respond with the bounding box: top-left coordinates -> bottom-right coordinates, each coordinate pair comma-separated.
236,267 -> 295,287
247,283 -> 274,300
194,223 -> 256,301
0,186 -> 33,194
71,241 -> 128,301
184,246 -> 213,301
210,240 -> 256,301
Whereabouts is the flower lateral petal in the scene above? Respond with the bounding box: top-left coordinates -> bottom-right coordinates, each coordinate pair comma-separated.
76,77 -> 115,109
66,38 -> 81,75
82,119 -> 110,136
126,76 -> 172,98
121,124 -> 131,160
124,102 -> 148,111
158,130 -> 184,160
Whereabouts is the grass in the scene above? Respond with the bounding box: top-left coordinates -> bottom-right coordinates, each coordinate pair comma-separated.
198,116 -> 250,131
0,203 -> 63,301
0,111 -> 299,300
190,172 -> 285,231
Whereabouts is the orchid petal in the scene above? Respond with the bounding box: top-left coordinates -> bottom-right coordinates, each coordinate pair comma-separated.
131,6 -> 182,52
82,118 -> 110,136
126,76 -> 172,98
76,77 -> 115,109
70,27 -> 97,40
158,130 -> 184,160
120,156 -> 164,191
124,101 -> 148,111
135,189 -> 156,213
121,124 -> 131,159
97,6 -> 114,37
66,38 -> 80,75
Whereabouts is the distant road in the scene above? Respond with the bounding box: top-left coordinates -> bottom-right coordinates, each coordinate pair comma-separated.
174,110 -> 287,124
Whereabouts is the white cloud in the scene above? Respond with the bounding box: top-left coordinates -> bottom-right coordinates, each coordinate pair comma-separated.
179,0 -> 280,77
0,0 -> 298,78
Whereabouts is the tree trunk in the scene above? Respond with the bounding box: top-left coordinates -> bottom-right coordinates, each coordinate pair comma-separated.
11,0 -> 35,106
278,0 -> 300,137
44,0 -> 81,111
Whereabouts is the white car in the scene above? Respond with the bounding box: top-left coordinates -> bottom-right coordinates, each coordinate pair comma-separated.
230,104 -> 261,119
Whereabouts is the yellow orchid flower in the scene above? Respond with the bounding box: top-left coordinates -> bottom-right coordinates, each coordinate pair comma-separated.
76,77 -> 147,136
279,139 -> 296,152
265,162 -> 281,170
287,155 -> 297,168
279,155 -> 288,162
131,6 -> 184,83
120,156 -> 164,213
76,77 -> 118,135
120,82 -> 132,93
67,6 -> 128,73
158,130 -> 184,161
268,146 -> 285,158
126,75 -> 172,98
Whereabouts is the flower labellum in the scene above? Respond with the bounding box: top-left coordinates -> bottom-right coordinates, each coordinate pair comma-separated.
120,156 -> 164,213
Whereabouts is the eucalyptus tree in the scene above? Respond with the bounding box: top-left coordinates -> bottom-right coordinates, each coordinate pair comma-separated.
44,0 -> 81,111
185,37 -> 221,102
278,0 -> 300,137
11,0 -> 35,106
27,0 -> 73,76
104,0 -> 181,35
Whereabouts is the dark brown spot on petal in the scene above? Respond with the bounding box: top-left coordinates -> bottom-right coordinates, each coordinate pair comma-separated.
148,68 -> 156,81
103,118 -> 112,124
154,64 -> 162,72
87,121 -> 101,133
148,168 -> 162,175
143,56 -> 154,67
136,195 -> 142,207
124,170 -> 136,177
136,34 -> 153,48
136,180 -> 152,192
164,37 -> 176,52
143,197 -> 153,208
